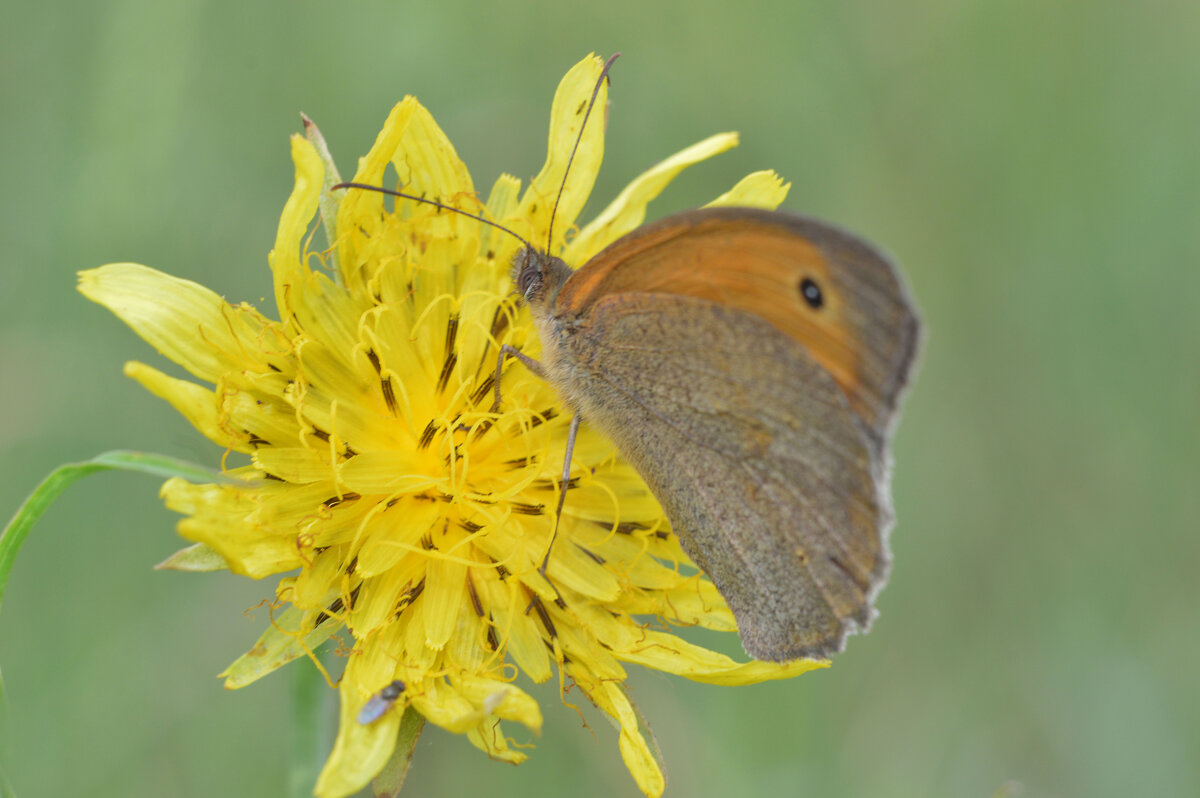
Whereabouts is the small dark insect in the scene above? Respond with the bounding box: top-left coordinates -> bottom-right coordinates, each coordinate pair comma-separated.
356,679 -> 406,725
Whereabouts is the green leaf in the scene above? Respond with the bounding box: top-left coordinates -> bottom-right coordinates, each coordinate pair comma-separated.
0,450 -> 226,614
372,707 -> 425,797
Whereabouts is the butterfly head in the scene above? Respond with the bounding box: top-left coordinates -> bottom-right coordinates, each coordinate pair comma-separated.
512,246 -> 573,311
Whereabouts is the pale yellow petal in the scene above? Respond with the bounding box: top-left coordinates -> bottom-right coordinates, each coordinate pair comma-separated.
289,547 -> 344,609
467,721 -> 528,764
389,101 -> 476,240
173,517 -> 301,577
153,542 -> 229,572
270,135 -> 323,322
544,534 -> 621,601
78,263 -> 270,383
336,97 -> 418,295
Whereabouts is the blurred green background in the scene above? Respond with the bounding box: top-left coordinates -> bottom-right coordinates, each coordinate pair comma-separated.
2,1 -> 1197,796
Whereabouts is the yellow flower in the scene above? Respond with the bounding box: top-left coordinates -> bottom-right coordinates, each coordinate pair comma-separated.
77,55 -> 826,797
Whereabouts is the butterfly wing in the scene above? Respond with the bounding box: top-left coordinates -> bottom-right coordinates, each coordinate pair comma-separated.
556,207 -> 920,449
548,291 -> 890,660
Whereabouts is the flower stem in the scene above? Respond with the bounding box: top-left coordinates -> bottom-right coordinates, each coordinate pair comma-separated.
0,450 -> 225,614
289,657 -> 332,798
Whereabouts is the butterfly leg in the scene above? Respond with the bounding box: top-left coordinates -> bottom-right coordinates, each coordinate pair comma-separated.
539,412 -> 581,582
490,344 -> 544,413
488,343 -> 578,593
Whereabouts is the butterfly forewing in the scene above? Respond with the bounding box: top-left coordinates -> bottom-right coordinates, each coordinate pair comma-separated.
556,207 -> 920,449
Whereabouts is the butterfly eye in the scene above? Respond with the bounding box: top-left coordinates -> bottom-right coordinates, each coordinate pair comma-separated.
518,265 -> 541,297
799,277 -> 824,309
514,250 -> 543,299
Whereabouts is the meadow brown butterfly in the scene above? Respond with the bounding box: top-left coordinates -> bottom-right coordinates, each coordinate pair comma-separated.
511,205 -> 919,662
340,56 -> 920,662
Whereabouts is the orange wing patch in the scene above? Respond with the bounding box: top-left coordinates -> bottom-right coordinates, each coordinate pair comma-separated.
558,209 -> 865,420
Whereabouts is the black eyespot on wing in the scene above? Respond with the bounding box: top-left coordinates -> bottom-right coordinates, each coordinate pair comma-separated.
800,277 -> 824,309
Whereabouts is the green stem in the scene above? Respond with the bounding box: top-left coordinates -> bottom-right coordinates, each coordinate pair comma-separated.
289,657 -> 330,798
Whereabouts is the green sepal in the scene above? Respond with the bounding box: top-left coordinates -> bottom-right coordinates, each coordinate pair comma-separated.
372,707 -> 425,797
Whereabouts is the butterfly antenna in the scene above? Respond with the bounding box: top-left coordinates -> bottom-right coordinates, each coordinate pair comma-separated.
545,52 -> 620,252
332,182 -> 533,250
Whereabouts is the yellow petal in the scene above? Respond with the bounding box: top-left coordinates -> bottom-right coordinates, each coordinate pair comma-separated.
409,677 -> 478,733
705,169 -> 790,209
481,173 -> 523,261
455,673 -> 542,732
613,627 -> 830,684
251,447 -> 332,483
513,54 -> 607,252
563,132 -> 739,264
160,478 -> 307,577
123,361 -> 245,451
423,553 -> 467,650
337,451 -> 439,494
315,678 -> 403,798
476,569 -> 552,683
571,667 -> 665,798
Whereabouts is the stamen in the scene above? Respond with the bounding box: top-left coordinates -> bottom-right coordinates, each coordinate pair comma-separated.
322,492 -> 362,508
436,351 -> 458,394
444,313 -> 459,357
381,376 -> 399,415
527,593 -> 558,638
365,349 -> 383,373
529,408 -> 559,428
469,374 -> 496,407
418,420 -> 438,449
466,575 -> 484,617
